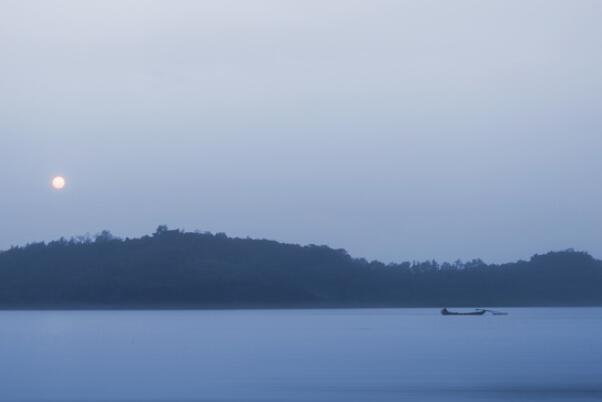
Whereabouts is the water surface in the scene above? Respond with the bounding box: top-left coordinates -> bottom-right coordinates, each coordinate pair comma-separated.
1,308 -> 601,401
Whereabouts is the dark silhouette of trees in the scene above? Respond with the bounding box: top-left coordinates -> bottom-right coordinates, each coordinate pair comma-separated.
0,227 -> 600,309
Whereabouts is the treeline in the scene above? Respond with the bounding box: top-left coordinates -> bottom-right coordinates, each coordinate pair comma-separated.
0,226 -> 600,308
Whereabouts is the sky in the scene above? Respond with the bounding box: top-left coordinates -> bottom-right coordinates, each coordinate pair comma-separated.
1,0 -> 601,263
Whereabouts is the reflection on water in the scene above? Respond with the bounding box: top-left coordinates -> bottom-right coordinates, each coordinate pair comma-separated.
0,308 -> 601,401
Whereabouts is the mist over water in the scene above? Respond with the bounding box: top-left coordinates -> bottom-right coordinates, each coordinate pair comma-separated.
1,308 -> 601,401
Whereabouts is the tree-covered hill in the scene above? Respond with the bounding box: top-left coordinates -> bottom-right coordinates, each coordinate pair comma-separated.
1,226 -> 600,308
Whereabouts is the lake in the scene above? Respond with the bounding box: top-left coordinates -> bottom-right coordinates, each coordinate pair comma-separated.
1,308 -> 601,401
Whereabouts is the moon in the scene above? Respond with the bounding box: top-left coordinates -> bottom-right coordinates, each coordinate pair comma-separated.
52,176 -> 66,190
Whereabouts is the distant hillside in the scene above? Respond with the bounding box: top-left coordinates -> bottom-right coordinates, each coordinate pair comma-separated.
1,226 -> 601,308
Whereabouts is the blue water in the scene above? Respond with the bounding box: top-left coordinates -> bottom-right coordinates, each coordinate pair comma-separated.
0,308 -> 601,401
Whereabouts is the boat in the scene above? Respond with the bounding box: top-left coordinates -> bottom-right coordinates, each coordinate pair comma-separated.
441,308 -> 486,316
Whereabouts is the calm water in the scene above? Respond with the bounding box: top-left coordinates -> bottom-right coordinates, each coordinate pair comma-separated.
1,308 -> 601,402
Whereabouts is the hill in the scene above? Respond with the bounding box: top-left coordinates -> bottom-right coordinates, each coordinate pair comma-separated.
1,226 -> 600,308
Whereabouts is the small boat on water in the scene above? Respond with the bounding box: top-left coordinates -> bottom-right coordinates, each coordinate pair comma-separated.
441,308 -> 486,316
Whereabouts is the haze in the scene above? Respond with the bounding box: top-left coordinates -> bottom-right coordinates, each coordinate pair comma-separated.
1,0 -> 601,263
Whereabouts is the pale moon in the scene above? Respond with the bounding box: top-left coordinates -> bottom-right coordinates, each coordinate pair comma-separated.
52,176 -> 66,190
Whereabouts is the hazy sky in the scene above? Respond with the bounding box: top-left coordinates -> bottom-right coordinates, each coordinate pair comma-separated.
1,0 -> 601,263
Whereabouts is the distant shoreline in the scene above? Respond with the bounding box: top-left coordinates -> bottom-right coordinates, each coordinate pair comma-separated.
2,229 -> 601,308
2,303 -> 602,311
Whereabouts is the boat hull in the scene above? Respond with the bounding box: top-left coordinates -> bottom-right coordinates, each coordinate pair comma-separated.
441,310 -> 486,316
